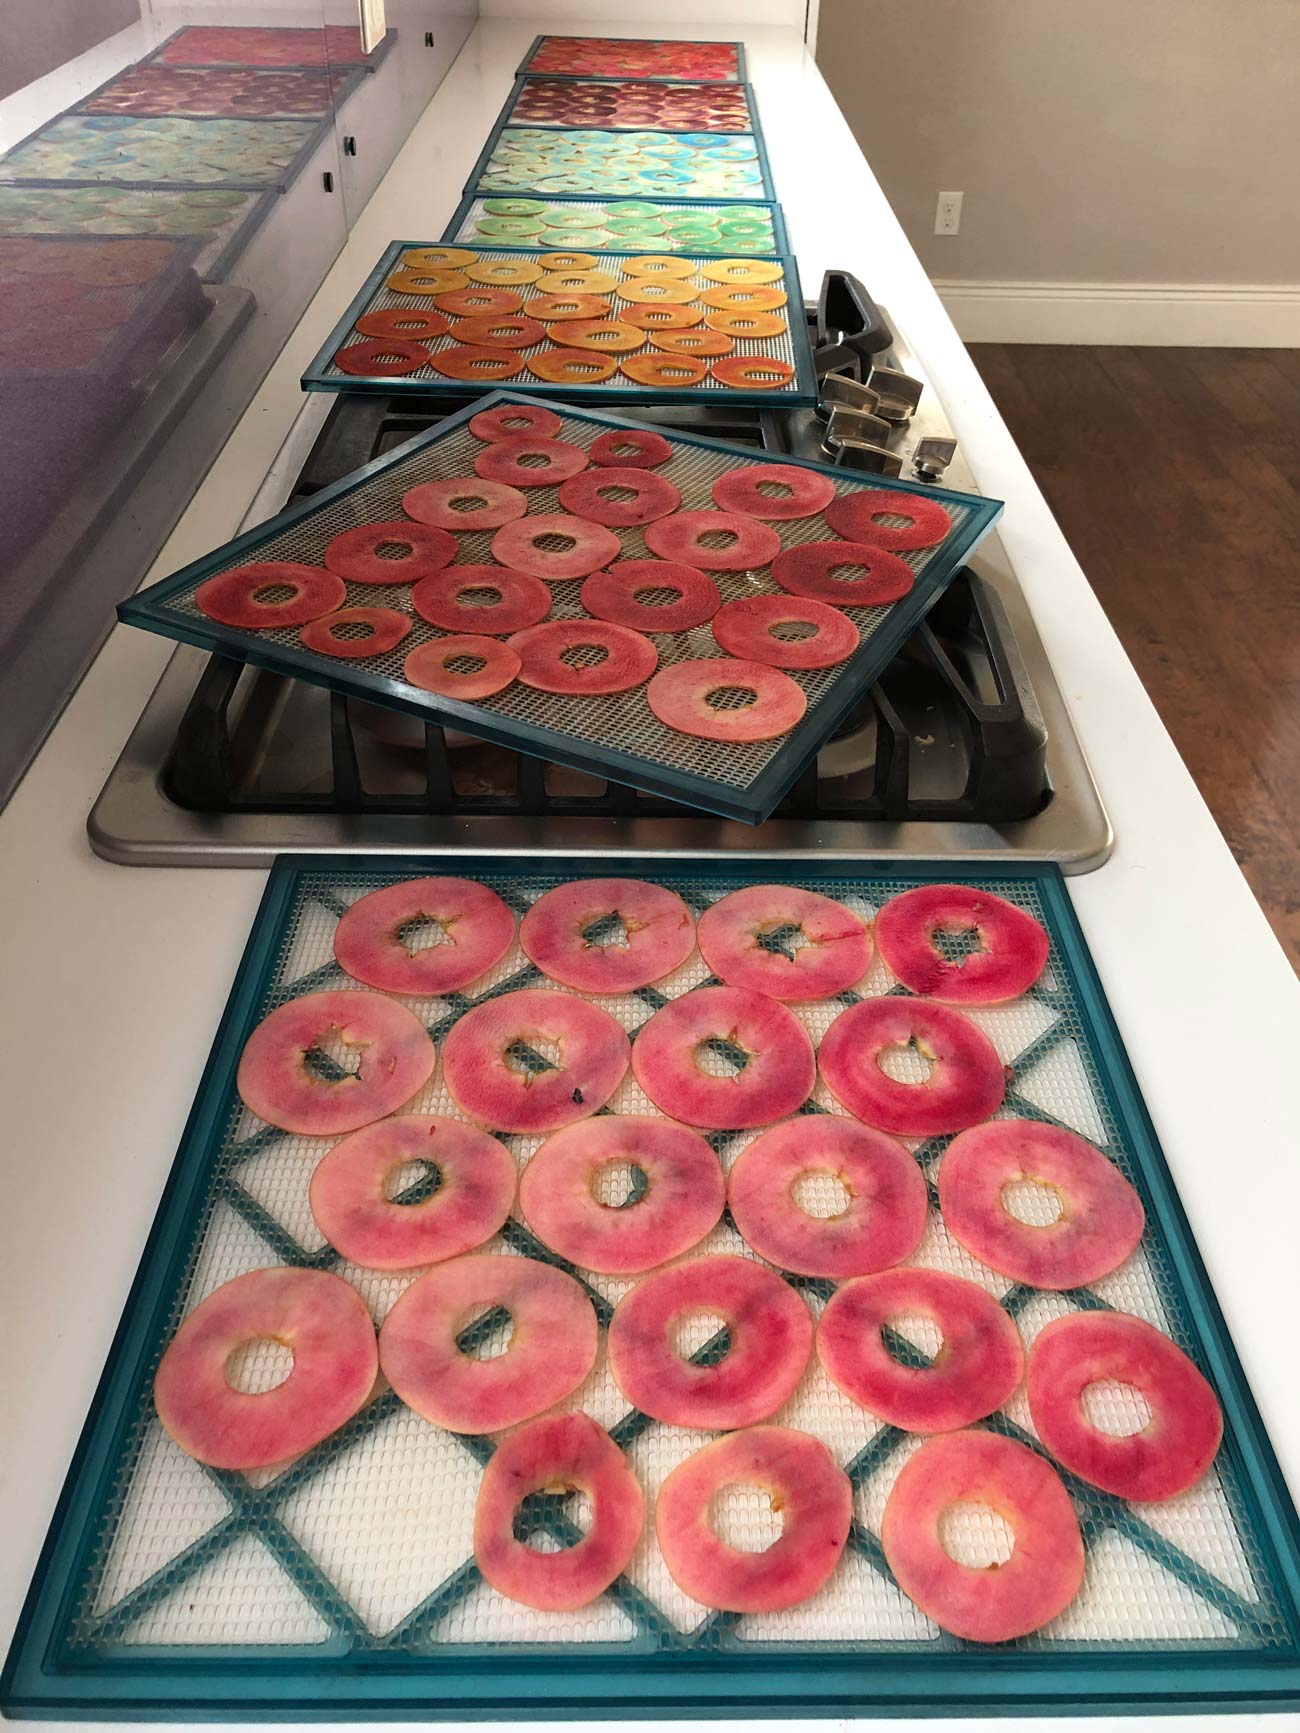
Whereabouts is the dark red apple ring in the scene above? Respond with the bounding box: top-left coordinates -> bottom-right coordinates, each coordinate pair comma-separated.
323,520 -> 455,586
646,657 -> 806,742
608,1254 -> 813,1428
818,997 -> 1006,1137
710,356 -> 796,391
728,1116 -> 927,1278
712,594 -> 859,670
333,336 -> 429,377
508,619 -> 657,694
1027,1311 -> 1223,1502
620,353 -> 708,388
429,345 -> 526,382
401,476 -> 528,532
404,634 -> 521,700
475,437 -> 590,488
520,877 -> 695,994
469,402 -> 562,442
556,466 -> 680,527
300,606 -> 412,659
333,875 -> 515,996
696,883 -> 872,1001
882,1431 -> 1083,1643
580,560 -> 719,633
631,984 -> 815,1129
589,427 -> 673,469
873,883 -> 1050,1003
824,488 -> 953,552
450,313 -> 546,349
442,987 -> 630,1133
526,348 -> 619,385
938,1120 -> 1145,1289
434,287 -> 524,317
712,462 -> 837,521
818,1268 -> 1024,1432
195,561 -> 345,630
644,509 -> 780,572
491,513 -> 620,582
771,540 -> 915,608
355,307 -> 449,343
411,564 -> 551,635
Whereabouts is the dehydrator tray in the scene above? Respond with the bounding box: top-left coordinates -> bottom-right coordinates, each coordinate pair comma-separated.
76,64 -> 358,121
516,35 -> 746,84
142,25 -> 388,71
502,78 -> 759,136
4,855 -> 1300,1721
116,390 -> 998,826
0,113 -> 330,194
302,242 -> 815,408
444,194 -> 788,256
0,185 -> 274,283
466,122 -> 773,203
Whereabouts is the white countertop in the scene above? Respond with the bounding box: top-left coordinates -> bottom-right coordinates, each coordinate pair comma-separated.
2,16 -> 1298,1732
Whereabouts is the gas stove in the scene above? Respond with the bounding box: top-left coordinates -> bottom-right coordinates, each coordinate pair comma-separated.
89,279 -> 1112,870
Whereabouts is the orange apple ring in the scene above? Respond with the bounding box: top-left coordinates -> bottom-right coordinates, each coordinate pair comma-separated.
620,353 -> 708,387
449,313 -> 547,349
621,303 -> 706,331
622,255 -> 695,280
648,328 -> 734,357
434,287 -> 524,317
536,268 -> 619,294
551,319 -> 646,354
699,284 -> 788,312
429,345 -> 528,381
613,280 -> 700,306
465,259 -> 544,286
704,308 -> 788,338
386,267 -> 469,295
526,347 -> 619,384
525,292 -> 611,322
698,259 -> 785,286
401,245 -> 478,270
711,355 -> 796,390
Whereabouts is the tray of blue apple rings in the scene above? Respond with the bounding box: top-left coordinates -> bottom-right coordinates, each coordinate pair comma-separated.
468,126 -> 774,202
445,196 -> 788,257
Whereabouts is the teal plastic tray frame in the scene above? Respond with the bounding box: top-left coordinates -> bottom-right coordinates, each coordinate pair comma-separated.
440,194 -> 791,257
115,391 -> 998,826
300,244 -> 816,409
4,856 -> 1300,1720
514,35 -> 748,84
499,77 -> 762,139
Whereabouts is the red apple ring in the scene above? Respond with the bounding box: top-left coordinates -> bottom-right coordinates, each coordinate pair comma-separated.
333,336 -> 429,377
450,313 -> 547,349
323,520 -> 455,586
557,466 -> 681,526
429,345 -> 526,382
621,303 -> 706,332
657,1427 -> 851,1613
492,513 -> 621,582
526,347 -> 619,385
300,607 -> 412,659
697,884 -> 872,1001
620,353 -> 708,388
154,1269 -> 377,1471
401,476 -> 528,532
728,1117 -> 927,1278
818,1268 -> 1024,1431
521,877 -> 694,993
475,1415 -> 644,1609
643,509 -> 780,571
819,997 -> 1005,1137
712,462 -> 836,521
824,488 -> 953,552
608,1255 -> 812,1429
308,1115 -> 516,1270
519,1115 -> 724,1274
404,634 -> 521,699
710,356 -> 796,391
237,988 -> 435,1136
589,427 -> 674,469
412,564 -> 550,635
355,308 -> 449,343
771,541 -> 914,608
508,619 -> 657,694
938,1121 -> 1145,1289
442,987 -> 630,1132
873,884 -> 1050,1004
196,561 -> 345,629
646,657 -> 806,742
631,985 -> 814,1129
333,874 -> 516,995
882,1431 -> 1084,1642
580,560 -> 719,633
379,1254 -> 598,1432
1027,1311 -> 1223,1501
475,436 -> 590,488
435,287 -> 524,317
469,402 -> 562,441
712,594 -> 859,670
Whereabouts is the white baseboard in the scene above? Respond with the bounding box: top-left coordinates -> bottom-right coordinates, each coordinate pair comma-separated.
934,279 -> 1300,347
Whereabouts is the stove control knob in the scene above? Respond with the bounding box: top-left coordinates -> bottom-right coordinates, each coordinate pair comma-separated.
828,437 -> 905,478
816,372 -> 881,422
867,365 -> 923,423
912,436 -> 958,480
821,405 -> 895,461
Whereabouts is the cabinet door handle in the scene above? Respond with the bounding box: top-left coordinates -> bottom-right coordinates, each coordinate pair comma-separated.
343,135 -> 357,157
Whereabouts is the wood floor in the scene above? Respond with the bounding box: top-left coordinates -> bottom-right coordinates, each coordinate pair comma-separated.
968,344 -> 1300,974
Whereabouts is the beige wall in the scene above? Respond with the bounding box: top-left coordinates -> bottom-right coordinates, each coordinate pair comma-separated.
0,0 -> 140,101
815,0 -> 1300,286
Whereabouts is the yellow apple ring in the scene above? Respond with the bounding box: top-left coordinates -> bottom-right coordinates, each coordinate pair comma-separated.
703,308 -> 789,338
621,255 -> 696,280
386,267 -> 470,295
537,250 -> 598,271
699,284 -> 788,312
465,259 -> 545,286
699,258 -> 785,286
401,245 -> 478,270
613,279 -> 700,306
536,268 -> 620,294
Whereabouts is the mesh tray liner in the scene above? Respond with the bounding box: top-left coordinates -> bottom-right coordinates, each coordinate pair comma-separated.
447,197 -> 785,257
517,37 -> 746,83
473,128 -> 770,201
23,860 -> 1299,1696
310,245 -> 809,401
119,395 -> 996,825
502,81 -> 758,136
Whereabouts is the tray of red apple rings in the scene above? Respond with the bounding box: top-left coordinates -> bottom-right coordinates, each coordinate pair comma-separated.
301,241 -> 816,406
116,391 -> 1002,825
15,856 -> 1300,1722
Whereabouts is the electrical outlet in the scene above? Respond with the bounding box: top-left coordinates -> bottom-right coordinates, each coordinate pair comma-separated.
934,190 -> 963,236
